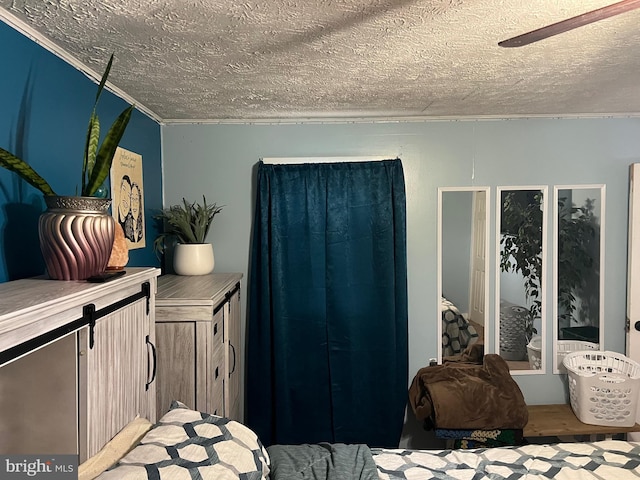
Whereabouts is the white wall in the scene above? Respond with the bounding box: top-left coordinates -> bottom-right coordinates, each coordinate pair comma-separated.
162,117 -> 640,444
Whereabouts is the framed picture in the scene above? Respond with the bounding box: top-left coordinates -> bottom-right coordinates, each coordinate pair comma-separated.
110,147 -> 146,249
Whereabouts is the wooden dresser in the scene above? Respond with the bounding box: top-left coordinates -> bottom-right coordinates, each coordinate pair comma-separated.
0,267 -> 160,462
155,273 -> 243,420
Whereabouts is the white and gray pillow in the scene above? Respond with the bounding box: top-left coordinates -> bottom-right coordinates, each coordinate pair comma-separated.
96,401 -> 270,480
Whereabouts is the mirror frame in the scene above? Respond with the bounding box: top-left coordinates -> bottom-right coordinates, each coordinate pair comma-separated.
437,187 -> 490,363
495,185 -> 548,375
552,184 -> 606,374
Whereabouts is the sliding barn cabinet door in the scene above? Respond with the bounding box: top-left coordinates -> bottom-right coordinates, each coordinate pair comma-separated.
0,334 -> 78,455
0,267 -> 159,462
78,293 -> 157,462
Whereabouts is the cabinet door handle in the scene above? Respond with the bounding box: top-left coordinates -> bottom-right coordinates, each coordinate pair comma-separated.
229,342 -> 236,375
145,334 -> 157,391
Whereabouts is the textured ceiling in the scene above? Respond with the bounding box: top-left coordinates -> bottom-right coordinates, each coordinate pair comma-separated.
1,0 -> 640,123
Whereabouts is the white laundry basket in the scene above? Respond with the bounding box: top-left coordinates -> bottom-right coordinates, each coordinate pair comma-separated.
556,340 -> 599,373
563,350 -> 640,427
526,336 -> 542,370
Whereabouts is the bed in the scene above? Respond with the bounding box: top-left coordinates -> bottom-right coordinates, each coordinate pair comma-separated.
81,401 -> 640,480
441,296 -> 480,357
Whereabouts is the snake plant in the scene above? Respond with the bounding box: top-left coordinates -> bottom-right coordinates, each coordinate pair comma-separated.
153,196 -> 223,256
0,54 -> 133,197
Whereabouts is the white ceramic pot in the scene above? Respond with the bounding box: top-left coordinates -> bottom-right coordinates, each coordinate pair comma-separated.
173,243 -> 215,275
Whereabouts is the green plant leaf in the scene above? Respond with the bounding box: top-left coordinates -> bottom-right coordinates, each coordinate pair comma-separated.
0,53 -> 130,198
82,53 -> 134,197
83,113 -> 100,193
82,54 -> 113,195
0,147 -> 56,196
83,104 -> 134,196
95,54 -> 113,105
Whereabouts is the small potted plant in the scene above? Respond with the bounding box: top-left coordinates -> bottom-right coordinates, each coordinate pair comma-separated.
0,54 -> 134,280
153,196 -> 223,275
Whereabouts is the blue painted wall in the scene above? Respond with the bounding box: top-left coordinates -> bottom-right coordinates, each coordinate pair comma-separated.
162,119 -> 640,446
0,21 -> 162,281
5,15 -> 640,447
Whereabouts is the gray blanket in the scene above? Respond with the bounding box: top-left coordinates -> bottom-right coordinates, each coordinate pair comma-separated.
267,443 -> 379,480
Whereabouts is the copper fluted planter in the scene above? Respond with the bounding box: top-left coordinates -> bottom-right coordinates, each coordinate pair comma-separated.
39,196 -> 115,281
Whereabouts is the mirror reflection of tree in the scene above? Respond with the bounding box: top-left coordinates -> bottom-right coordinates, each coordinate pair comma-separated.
557,192 -> 599,342
499,189 -> 544,371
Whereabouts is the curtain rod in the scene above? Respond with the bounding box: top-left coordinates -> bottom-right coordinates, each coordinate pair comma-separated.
261,156 -> 394,164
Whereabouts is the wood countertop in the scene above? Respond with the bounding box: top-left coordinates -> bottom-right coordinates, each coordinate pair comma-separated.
524,404 -> 640,437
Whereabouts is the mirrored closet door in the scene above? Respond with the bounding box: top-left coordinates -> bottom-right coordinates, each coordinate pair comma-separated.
496,186 -> 547,374
438,187 -> 490,362
553,185 -> 605,373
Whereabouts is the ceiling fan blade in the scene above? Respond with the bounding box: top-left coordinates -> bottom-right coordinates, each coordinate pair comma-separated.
499,0 -> 640,47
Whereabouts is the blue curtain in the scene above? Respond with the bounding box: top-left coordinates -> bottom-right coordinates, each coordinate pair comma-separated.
246,159 -> 408,448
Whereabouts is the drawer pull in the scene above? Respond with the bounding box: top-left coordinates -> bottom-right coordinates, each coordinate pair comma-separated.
214,323 -> 218,335
215,366 -> 219,379
145,335 -> 157,391
229,343 -> 236,375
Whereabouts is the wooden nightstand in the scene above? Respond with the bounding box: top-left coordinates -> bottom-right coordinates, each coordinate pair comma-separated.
154,273 -> 243,420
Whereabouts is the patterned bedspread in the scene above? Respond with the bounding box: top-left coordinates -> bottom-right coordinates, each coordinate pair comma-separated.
372,441 -> 640,479
441,296 -> 479,357
87,402 -> 640,480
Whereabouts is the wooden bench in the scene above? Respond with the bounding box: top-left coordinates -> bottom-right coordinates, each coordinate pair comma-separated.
524,404 -> 640,440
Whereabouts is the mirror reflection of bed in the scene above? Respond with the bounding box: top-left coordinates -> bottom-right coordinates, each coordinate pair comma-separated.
440,185 -> 603,373
441,296 -> 483,358
438,188 -> 489,362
